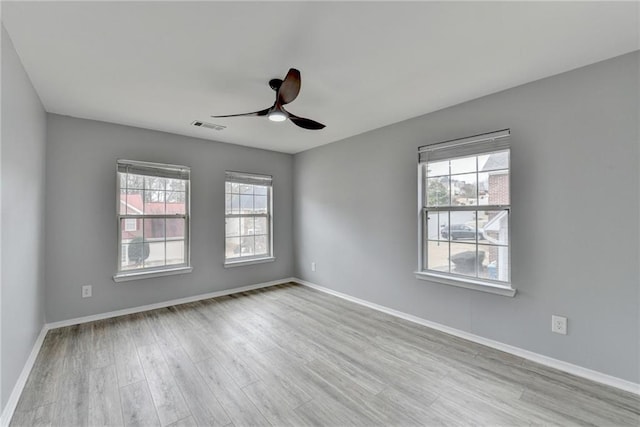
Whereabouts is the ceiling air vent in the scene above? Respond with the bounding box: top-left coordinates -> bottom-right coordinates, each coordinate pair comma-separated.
192,120 -> 226,131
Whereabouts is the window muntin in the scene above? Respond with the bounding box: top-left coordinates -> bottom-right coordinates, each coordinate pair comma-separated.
225,172 -> 272,263
419,131 -> 511,287
117,160 -> 190,276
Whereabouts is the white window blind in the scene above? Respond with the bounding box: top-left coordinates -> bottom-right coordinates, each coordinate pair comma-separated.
225,171 -> 272,186
117,159 -> 190,180
419,129 -> 510,163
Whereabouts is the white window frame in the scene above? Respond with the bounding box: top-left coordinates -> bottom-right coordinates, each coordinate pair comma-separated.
224,171 -> 274,267
415,129 -> 515,297
114,160 -> 192,282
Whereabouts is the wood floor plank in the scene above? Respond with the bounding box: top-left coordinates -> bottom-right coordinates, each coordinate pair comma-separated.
11,283 -> 638,427
165,416 -> 198,427
161,345 -> 231,427
137,344 -> 191,426
88,364 -> 124,426
51,352 -> 91,427
197,330 -> 261,388
142,309 -> 182,350
120,380 -> 161,427
15,328 -> 69,412
196,357 -> 271,427
241,380 -> 312,427
113,327 -> 146,387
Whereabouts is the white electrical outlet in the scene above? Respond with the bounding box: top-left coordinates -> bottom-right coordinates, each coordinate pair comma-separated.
82,285 -> 92,298
551,315 -> 567,335
311,262 -> 316,272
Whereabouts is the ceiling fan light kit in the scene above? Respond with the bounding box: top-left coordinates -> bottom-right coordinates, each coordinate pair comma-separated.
268,111 -> 287,122
212,68 -> 325,130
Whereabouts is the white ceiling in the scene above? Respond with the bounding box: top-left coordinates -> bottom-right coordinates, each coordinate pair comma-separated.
3,2 -> 638,154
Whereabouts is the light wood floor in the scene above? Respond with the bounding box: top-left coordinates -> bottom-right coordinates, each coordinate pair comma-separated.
10,283 -> 640,426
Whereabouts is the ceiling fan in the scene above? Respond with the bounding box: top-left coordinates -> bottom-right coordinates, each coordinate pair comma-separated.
212,68 -> 325,130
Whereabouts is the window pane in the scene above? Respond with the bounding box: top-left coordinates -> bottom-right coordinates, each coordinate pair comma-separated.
255,185 -> 268,196
255,235 -> 268,256
225,194 -> 232,215
478,244 -> 509,282
166,178 -> 186,191
166,240 -> 185,265
480,170 -> 510,205
451,173 -> 477,206
144,191 -> 165,214
119,190 -> 127,214
445,211 -> 478,242
426,211 -> 448,241
240,236 -> 255,256
166,218 -> 185,239
231,194 -> 240,214
123,242 -> 148,269
479,150 -> 509,172
121,219 -> 142,242
120,243 -> 138,273
231,182 -> 239,193
166,191 -> 186,214
254,217 -> 268,235
427,241 -> 449,273
145,176 -> 165,190
226,237 -> 240,259
225,182 -> 232,194
144,241 -> 166,268
127,174 -> 144,189
240,194 -> 253,212
479,210 -> 508,245
240,184 -> 253,194
450,243 -> 478,277
254,196 -> 268,213
426,160 -> 449,177
241,217 -> 255,236
450,156 -> 477,175
124,218 -> 138,232
426,177 -> 450,207
144,218 -> 165,242
226,217 -> 240,237
126,190 -> 143,215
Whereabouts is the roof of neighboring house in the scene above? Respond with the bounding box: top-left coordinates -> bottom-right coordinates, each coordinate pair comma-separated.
481,151 -> 509,172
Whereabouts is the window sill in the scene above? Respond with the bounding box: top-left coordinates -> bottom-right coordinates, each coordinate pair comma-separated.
114,266 -> 193,283
414,271 -> 516,297
224,257 -> 275,268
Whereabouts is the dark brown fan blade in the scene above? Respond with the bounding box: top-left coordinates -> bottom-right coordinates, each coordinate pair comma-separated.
277,68 -> 301,105
288,113 -> 325,130
212,108 -> 270,118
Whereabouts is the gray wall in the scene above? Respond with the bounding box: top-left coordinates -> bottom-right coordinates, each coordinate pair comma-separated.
293,52 -> 639,383
1,25 -> 47,410
45,115 -> 293,322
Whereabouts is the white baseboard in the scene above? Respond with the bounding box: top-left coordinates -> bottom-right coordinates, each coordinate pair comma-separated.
1,277 -> 296,427
293,277 -> 640,396
47,277 -> 295,329
0,326 -> 48,427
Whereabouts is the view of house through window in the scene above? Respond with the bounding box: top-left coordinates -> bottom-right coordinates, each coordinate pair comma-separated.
225,171 -> 272,263
117,160 -> 190,275
419,131 -> 511,285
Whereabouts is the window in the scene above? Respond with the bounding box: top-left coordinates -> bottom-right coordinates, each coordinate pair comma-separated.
417,129 -> 514,296
115,160 -> 191,281
225,171 -> 273,266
